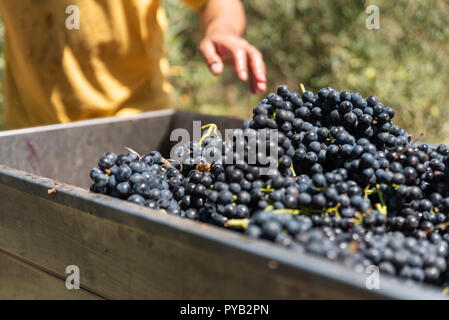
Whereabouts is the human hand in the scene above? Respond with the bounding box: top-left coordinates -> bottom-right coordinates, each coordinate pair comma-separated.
200,34 -> 266,94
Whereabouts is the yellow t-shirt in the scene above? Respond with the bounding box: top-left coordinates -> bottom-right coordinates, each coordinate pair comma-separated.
0,0 -> 207,129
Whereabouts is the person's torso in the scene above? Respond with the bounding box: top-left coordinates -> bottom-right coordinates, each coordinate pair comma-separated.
0,0 -> 171,129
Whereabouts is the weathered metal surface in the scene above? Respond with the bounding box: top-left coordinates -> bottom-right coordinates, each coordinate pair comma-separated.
0,110 -> 243,189
0,250 -> 99,300
0,110 -> 445,299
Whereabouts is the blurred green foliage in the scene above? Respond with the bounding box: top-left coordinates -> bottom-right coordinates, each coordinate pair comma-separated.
0,1 -> 448,144
164,0 -> 449,143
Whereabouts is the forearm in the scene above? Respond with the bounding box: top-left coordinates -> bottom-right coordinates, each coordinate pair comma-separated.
198,0 -> 246,37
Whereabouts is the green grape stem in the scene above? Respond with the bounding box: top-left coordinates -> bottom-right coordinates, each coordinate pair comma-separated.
260,185 -> 275,193
225,218 -> 250,229
200,123 -> 219,146
290,164 -> 297,177
375,184 -> 388,215
363,185 -> 375,198
325,204 -> 341,217
273,208 -> 301,215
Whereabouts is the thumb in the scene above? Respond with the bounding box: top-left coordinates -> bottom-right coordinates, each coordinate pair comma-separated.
199,39 -> 224,75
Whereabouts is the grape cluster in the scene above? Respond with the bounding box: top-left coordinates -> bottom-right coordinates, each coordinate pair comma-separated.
89,85 -> 449,290
90,151 -> 184,214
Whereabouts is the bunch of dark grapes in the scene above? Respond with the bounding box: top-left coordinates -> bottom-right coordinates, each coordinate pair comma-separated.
90,151 -> 182,215
89,85 -> 449,291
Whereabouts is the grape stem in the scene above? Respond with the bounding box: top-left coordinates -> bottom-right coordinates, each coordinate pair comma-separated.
124,147 -> 141,159
363,185 -> 375,198
200,124 -> 219,146
272,208 -> 301,215
325,203 -> 341,217
225,218 -> 250,229
260,185 -> 275,193
290,164 -> 297,177
375,184 -> 388,215
161,157 -> 183,172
